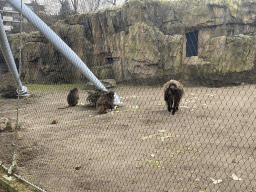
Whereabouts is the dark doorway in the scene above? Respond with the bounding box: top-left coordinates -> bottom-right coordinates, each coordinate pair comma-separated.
186,30 -> 198,57
106,57 -> 113,64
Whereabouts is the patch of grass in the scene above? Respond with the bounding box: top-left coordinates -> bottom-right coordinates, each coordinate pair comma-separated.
24,84 -> 84,94
86,89 -> 103,106
131,178 -> 138,184
0,84 -> 17,98
16,123 -> 23,130
151,160 -> 162,167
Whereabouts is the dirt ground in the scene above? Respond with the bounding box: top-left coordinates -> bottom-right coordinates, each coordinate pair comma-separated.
1,83 -> 256,192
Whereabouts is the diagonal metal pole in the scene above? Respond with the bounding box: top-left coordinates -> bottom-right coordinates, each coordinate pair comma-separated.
7,0 -> 122,104
0,13 -> 27,94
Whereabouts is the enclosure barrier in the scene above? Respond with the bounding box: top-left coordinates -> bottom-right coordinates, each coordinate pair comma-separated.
0,0 -> 256,191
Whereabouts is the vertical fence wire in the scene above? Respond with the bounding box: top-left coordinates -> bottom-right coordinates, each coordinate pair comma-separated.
0,0 -> 256,192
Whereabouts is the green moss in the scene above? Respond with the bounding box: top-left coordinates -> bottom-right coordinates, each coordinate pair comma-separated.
100,67 -> 115,79
125,22 -> 161,64
154,69 -> 164,78
199,33 -> 255,76
91,65 -> 115,79
179,0 -> 246,17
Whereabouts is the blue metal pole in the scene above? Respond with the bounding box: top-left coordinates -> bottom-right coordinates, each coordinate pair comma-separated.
7,0 -> 121,104
0,13 -> 27,94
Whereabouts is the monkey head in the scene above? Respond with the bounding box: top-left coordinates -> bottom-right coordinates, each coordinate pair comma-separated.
106,91 -> 115,100
71,88 -> 78,93
167,83 -> 177,95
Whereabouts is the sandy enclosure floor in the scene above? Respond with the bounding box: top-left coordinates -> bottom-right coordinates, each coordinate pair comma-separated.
1,84 -> 256,192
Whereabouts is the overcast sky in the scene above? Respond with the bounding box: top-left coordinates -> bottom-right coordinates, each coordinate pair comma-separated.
21,0 -> 127,14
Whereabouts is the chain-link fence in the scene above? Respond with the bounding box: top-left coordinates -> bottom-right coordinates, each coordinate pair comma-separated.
1,0 -> 256,191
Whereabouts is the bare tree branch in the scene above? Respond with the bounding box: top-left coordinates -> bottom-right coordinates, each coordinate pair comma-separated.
58,0 -> 74,19
79,0 -> 102,13
106,0 -> 116,5
70,0 -> 78,13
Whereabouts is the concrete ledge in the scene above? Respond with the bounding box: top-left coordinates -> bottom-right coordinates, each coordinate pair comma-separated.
0,166 -> 41,192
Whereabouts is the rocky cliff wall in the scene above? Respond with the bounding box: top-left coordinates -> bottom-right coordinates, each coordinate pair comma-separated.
1,0 -> 256,85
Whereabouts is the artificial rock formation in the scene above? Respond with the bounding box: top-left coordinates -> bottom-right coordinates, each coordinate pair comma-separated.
1,0 -> 256,85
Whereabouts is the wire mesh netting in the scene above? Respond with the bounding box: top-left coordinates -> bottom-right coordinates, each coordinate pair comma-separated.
1,0 -> 256,191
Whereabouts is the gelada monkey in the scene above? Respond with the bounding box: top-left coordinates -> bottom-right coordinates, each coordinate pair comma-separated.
96,91 -> 115,114
163,80 -> 184,115
58,88 -> 79,109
